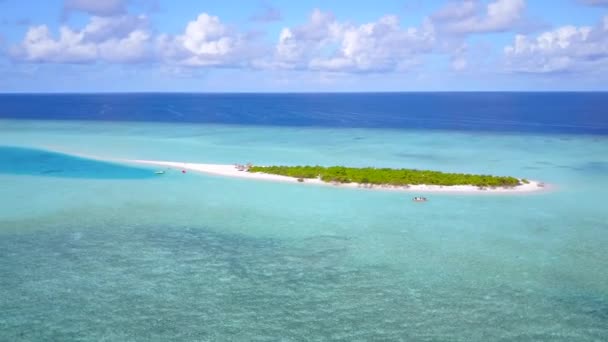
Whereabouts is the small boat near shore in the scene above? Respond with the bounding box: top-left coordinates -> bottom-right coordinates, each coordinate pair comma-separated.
154,170 -> 165,175
413,196 -> 427,202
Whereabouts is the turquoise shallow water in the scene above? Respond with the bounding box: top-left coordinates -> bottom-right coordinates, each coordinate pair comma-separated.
1,119 -> 607,341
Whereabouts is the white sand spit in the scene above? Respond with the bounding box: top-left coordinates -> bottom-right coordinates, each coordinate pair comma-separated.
129,159 -> 547,194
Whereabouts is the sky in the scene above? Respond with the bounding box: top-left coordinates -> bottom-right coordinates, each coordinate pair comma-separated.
0,0 -> 607,92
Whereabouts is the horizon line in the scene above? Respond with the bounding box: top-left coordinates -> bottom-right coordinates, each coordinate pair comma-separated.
1,90 -> 607,95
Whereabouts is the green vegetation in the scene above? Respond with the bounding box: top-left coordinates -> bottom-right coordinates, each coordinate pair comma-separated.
248,165 -> 521,187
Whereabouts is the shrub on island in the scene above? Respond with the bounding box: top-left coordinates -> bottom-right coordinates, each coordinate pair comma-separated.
248,165 -> 521,187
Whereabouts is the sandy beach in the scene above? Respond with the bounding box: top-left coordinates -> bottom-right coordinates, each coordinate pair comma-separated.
129,159 -> 546,194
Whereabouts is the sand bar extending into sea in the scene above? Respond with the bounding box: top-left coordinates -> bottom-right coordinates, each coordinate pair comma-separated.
129,159 -> 546,194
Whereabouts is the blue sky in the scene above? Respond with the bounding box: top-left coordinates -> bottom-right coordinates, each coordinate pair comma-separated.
0,0 -> 607,92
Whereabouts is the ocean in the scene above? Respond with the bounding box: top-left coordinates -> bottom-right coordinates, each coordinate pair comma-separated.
1,93 -> 607,341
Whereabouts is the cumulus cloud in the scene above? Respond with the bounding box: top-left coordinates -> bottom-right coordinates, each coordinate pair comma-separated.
431,0 -> 526,34
504,16 -> 608,73
12,26 -> 96,63
63,0 -> 127,17
273,10 -> 339,68
273,9 -> 435,72
82,14 -> 148,42
11,15 -> 151,63
11,5 -> 533,74
157,13 -> 261,67
11,11 -> 258,67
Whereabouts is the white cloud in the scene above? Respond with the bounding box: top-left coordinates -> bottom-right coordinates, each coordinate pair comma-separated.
97,29 -> 150,62
448,43 -> 469,71
63,0 -> 126,17
157,13 -> 259,67
274,9 -> 340,68
274,9 -> 435,72
425,0 -> 530,74
11,12 -> 256,67
11,15 -> 151,63
431,0 -> 526,34
10,5 -> 543,75
451,56 -> 468,70
82,15 -> 148,42
504,16 -> 608,73
11,26 -> 97,63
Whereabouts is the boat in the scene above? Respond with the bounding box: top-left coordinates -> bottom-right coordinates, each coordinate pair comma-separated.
154,170 -> 165,175
412,196 -> 427,202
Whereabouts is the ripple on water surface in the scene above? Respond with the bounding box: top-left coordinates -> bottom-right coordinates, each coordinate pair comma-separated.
0,222 -> 607,341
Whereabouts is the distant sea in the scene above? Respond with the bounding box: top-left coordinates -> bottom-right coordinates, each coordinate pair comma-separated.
2,92 -> 608,134
1,93 -> 607,341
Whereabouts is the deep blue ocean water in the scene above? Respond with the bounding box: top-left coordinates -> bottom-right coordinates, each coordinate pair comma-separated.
1,92 -> 607,134
1,93 -> 607,341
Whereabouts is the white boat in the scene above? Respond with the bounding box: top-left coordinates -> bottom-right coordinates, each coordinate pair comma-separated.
154,170 -> 165,175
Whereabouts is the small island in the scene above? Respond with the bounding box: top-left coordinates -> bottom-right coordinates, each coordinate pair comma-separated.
129,159 -> 545,193
248,165 -> 524,187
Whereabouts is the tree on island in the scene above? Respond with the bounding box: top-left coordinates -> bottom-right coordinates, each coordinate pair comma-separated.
248,165 -> 522,187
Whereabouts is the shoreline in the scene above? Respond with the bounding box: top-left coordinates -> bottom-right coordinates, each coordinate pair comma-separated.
129,159 -> 547,194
